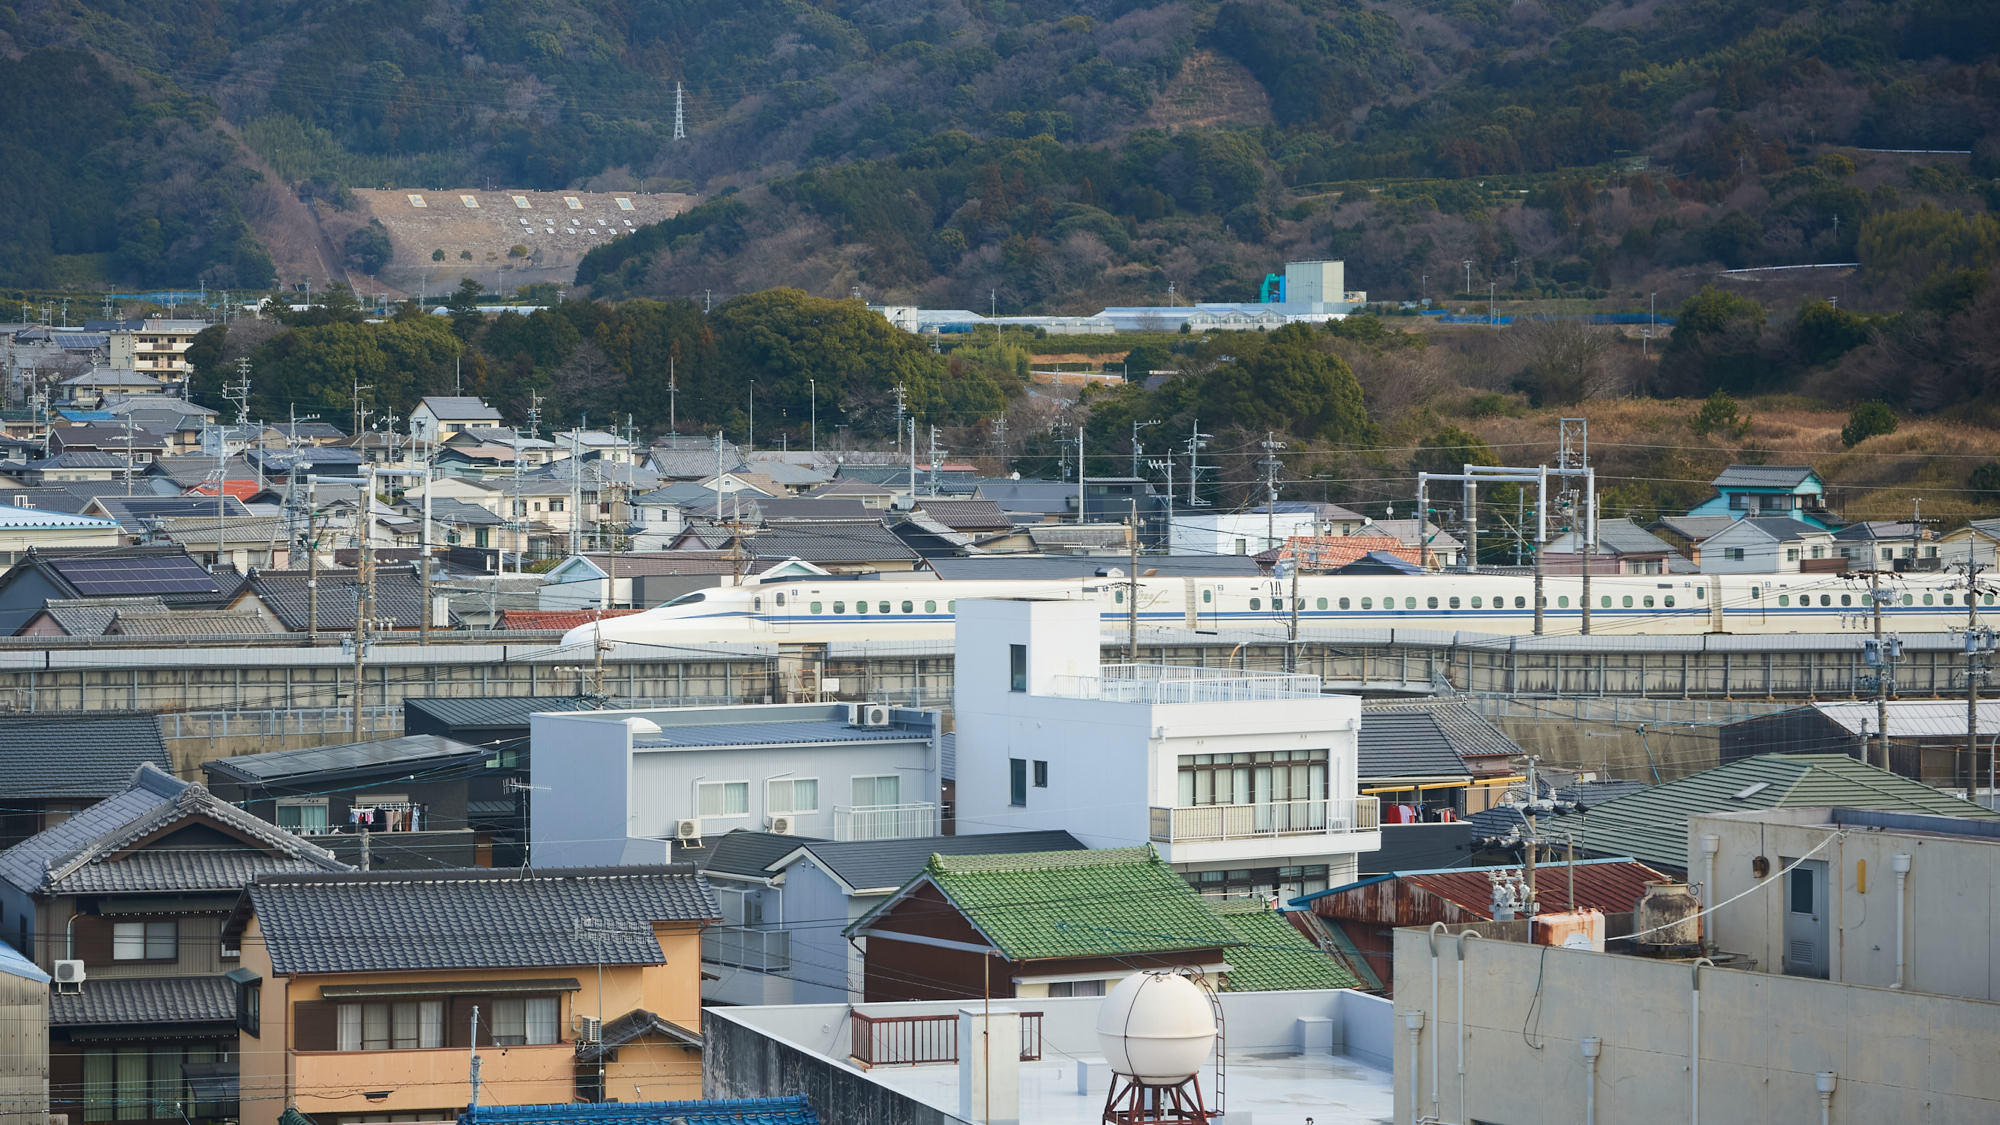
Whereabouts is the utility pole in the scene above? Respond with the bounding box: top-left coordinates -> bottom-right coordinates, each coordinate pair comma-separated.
1127,498 -> 1140,662
990,416 -> 1008,470
1462,259 -> 1472,296
668,353 -> 677,433
892,383 -> 907,458
351,466 -> 377,739
1148,459 -> 1175,553
1533,467 -> 1547,635
1131,418 -> 1159,479
1075,425 -> 1085,526
927,425 -> 945,497
306,479 -> 319,642
1855,569 -> 1900,770
713,432 -> 724,524
809,377 -> 817,454
1184,421 -> 1211,508
1522,756 -> 1540,906
908,417 -> 918,501
1956,556 -> 1994,794
1260,432 -> 1286,553
1560,418 -> 1592,635
419,452 -> 435,644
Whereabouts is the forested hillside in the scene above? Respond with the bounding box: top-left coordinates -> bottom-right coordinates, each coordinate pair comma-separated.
4,0 -> 1996,305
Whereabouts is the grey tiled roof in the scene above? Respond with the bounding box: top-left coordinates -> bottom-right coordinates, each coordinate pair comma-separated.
749,521 -> 918,563
1711,465 -> 1818,489
0,763 -> 347,895
242,866 -> 720,974
912,499 -> 1012,531
1364,701 -> 1523,761
34,597 -> 168,636
0,712 -> 169,798
923,555 -> 1261,579
403,695 -> 607,733
50,975 -> 236,1027
418,396 -> 502,420
1355,711 -> 1472,779
746,498 -> 874,523
204,734 -> 488,785
242,566 -> 461,630
106,610 -> 274,637
700,829 -> 830,880
767,830 -> 1086,892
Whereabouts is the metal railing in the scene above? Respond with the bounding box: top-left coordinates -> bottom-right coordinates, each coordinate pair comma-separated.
1048,663 -> 1322,704
701,926 -> 791,973
850,1010 -> 1043,1067
1149,796 -> 1380,842
833,802 -> 939,842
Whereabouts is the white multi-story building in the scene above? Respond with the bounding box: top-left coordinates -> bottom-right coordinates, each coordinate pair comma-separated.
951,597 -> 1379,899
107,318 -> 209,378
1170,507 -> 1319,556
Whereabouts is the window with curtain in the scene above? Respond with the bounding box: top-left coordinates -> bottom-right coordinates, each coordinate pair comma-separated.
492,996 -> 560,1045
115,1047 -> 147,1121
767,778 -> 818,815
696,781 -> 749,818
276,799 -> 329,833
112,921 -> 176,961
338,1001 -> 443,1050
1176,750 -> 1328,807
852,774 -> 899,808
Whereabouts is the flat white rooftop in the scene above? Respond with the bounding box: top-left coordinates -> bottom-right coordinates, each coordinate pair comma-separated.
869,1051 -> 1394,1125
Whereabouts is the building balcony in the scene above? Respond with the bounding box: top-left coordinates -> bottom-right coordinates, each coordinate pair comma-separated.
1047,663 -> 1323,704
833,802 -> 940,841
1148,797 -> 1380,866
702,926 -> 791,974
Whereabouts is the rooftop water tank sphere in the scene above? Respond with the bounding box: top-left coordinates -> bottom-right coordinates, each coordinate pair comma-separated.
1095,972 -> 1217,1085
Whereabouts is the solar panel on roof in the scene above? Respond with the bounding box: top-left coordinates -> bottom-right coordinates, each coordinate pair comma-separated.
53,557 -> 220,596
461,195 -> 479,208
616,198 -> 635,210
564,196 -> 582,210
512,195 -> 531,209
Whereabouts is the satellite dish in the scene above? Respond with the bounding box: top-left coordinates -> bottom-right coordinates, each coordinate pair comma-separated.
1095,973 -> 1216,1085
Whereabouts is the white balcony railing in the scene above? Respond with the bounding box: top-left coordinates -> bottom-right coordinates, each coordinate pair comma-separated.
702,926 -> 791,973
1148,797 -> 1380,843
1048,663 -> 1322,704
833,802 -> 940,842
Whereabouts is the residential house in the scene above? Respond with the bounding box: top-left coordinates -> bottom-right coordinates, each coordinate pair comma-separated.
156,515 -> 291,571
1646,514 -> 1740,561
846,846 -> 1359,1002
227,565 -> 460,633
1355,519 -> 1465,567
24,451 -> 129,484
1687,463 -> 1837,526
1293,857 -> 1672,991
85,494 -> 251,532
530,702 -> 944,867
1171,507 -> 1320,557
107,320 -> 210,380
699,829 -> 1084,1005
951,598 -> 1379,901
747,520 -> 921,573
0,941 -> 48,1125
1542,518 -> 1696,575
1694,516 -> 1838,574
0,764 -> 351,1125
909,499 -> 1013,537
889,509 -> 980,558
0,547 -> 230,636
534,552 -> 739,611
1364,701 -> 1528,811
647,438 -> 741,482
1832,519 -> 1936,570
105,399 -> 216,455
104,610 -> 273,640
1568,753 -> 1997,871
0,712 -> 172,848
410,397 -> 503,445
48,424 -> 169,462
0,505 -> 124,565
228,865 -> 720,1124
1938,517 -> 2000,570
1267,535 -> 1418,572
58,368 -> 168,406
805,477 -> 896,509
1391,807 -> 2000,1125
201,734 -> 519,869
1357,708 -> 1473,823
552,429 -> 636,466
1718,700 -> 2000,789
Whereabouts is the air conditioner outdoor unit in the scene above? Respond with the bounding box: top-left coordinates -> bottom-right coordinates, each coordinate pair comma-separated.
675,819 -> 703,843
579,1016 -> 602,1044
53,960 -> 85,989
768,815 -> 795,836
850,703 -> 891,728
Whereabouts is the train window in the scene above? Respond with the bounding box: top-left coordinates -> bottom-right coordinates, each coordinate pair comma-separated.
1250,598 -> 1261,611
1406,597 -> 1418,609
1601,596 -> 1612,608
1778,595 -> 1790,607
1622,596 -> 1633,607
1361,597 -> 1373,609
1665,595 -> 1675,607
1751,587 -> 1761,599
1558,596 -> 1569,608
753,597 -> 762,611
1923,594 -> 1934,605
925,600 -> 937,613
1902,594 -> 1913,606
1840,594 -> 1851,606
1115,590 -> 1125,604
1643,596 -> 1654,608
1515,597 -> 1526,609
879,602 -> 891,614
856,601 -> 868,614
948,601 -> 956,611
1471,596 -> 1482,608
1273,597 -> 1283,611
1427,597 -> 1439,609
810,602 -> 822,614
1202,589 -> 1212,604
1820,595 -> 1831,607
833,601 -> 845,613
1696,587 -> 1705,599
1861,594 -> 1872,605
1449,596 -> 1460,609
1945,592 -> 1956,604
1318,597 -> 1329,610
1495,591 -> 1506,606
1338,597 -> 1349,610
902,600 -> 914,613
1988,594 -> 1997,606
776,593 -> 786,607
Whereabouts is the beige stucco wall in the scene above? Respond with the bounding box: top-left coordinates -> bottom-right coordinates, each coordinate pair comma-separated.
1391,923 -> 2000,1125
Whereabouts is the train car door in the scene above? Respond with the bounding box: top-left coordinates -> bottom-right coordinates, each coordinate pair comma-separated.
767,588 -> 795,633
1707,576 -> 1725,632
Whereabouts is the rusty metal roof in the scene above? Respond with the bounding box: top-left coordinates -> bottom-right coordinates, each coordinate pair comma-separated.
1295,858 -> 1673,922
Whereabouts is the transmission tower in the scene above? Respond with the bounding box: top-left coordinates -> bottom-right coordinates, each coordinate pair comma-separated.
673,82 -> 686,140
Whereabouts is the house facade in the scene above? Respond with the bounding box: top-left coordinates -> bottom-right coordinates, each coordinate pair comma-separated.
1695,516 -> 1838,574
1687,464 -> 1837,527
228,866 -> 718,1125
108,320 -> 210,380
951,598 -> 1379,901
1170,508 -> 1318,557
411,397 -> 504,445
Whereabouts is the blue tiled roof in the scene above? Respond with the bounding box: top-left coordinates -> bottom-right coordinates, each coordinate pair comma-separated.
460,1097 -> 817,1125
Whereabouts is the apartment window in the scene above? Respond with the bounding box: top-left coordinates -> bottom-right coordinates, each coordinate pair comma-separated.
550,499 -> 565,512
492,996 -> 560,1045
1010,759 -> 1028,806
1009,644 -> 1027,692
1047,980 -> 1106,998
852,774 -> 900,808
1785,548 -> 1800,562
1033,761 -> 1049,788
82,1045 -> 220,1123
338,1000 -> 444,1050
1177,749 -> 1328,807
1234,538 -> 1248,554
1726,548 -> 1746,561
276,798 -> 329,834
767,777 -> 819,815
112,921 -> 176,961
697,781 -> 750,818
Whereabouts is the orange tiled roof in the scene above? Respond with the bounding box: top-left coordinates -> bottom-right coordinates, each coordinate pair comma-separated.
498,608 -> 643,631
1277,535 -> 1420,569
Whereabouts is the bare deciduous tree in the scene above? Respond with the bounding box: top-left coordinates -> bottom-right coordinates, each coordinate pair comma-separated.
1511,317 -> 1620,405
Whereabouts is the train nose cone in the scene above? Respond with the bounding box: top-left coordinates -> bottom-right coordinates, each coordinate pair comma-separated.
560,622 -> 601,649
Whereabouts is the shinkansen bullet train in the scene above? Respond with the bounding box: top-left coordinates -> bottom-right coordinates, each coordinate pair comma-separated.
564,570 -> 1992,650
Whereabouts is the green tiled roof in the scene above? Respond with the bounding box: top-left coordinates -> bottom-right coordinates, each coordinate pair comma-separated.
280,1109 -> 320,1125
919,846 -> 1235,962
1575,754 -> 1999,869
1211,900 -> 1359,993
